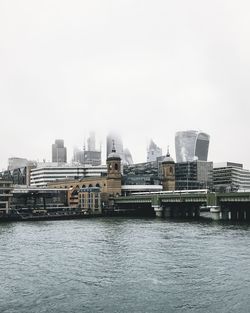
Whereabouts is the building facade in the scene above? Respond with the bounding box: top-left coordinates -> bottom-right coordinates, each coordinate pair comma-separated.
78,187 -> 101,215
175,161 -> 213,190
147,139 -> 162,162
213,162 -> 250,191
123,161 -> 162,186
0,179 -> 13,214
73,132 -> 101,166
52,139 -> 67,163
30,163 -> 107,187
175,130 -> 210,163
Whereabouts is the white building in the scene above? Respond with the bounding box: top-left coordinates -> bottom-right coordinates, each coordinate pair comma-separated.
213,162 -> 250,191
30,163 -> 107,187
147,139 -> 162,162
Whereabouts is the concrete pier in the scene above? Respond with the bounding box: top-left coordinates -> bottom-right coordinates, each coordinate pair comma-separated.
210,206 -> 221,220
153,205 -> 163,217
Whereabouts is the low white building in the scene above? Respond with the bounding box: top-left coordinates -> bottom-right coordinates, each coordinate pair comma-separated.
213,162 -> 250,191
30,163 -> 107,187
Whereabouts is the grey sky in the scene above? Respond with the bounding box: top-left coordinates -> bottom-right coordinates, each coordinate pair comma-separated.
1,0 -> 250,170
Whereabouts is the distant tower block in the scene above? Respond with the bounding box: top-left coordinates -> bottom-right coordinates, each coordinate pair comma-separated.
161,148 -> 175,191
106,131 -> 124,161
147,139 -> 162,162
52,139 -> 67,163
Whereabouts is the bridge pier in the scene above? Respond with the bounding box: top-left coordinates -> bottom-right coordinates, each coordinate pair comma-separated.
153,205 -> 163,218
210,207 -> 221,220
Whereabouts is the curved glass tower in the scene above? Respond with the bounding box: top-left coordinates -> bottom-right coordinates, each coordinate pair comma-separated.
175,130 -> 210,163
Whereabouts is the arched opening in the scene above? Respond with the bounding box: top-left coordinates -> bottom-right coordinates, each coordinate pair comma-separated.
115,163 -> 118,170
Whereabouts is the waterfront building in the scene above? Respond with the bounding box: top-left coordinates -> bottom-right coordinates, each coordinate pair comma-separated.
175,130 -> 210,163
213,162 -> 250,191
48,145 -> 123,208
147,139 -> 162,162
11,186 -> 68,210
30,163 -> 107,187
78,187 -> 101,215
52,139 -> 67,163
175,161 -> 213,190
0,179 -> 13,214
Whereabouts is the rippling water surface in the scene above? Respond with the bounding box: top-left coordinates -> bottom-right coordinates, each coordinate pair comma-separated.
0,218 -> 250,313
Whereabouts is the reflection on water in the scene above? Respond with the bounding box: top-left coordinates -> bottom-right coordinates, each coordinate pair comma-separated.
0,217 -> 250,313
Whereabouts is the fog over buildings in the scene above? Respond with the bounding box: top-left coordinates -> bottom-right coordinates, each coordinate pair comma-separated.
1,1 -> 250,170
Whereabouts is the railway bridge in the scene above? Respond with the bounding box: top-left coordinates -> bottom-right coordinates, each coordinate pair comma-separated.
114,190 -> 250,221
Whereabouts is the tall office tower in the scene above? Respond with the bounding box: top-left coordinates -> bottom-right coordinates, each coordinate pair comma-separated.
52,139 -> 67,163
106,132 -> 124,161
87,131 -> 96,151
175,130 -> 210,163
73,133 -> 101,166
147,139 -> 162,162
123,148 -> 133,165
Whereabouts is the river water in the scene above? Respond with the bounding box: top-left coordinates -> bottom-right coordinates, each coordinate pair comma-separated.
0,217 -> 249,313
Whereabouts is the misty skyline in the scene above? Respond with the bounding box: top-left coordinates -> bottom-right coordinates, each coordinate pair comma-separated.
1,0 -> 250,170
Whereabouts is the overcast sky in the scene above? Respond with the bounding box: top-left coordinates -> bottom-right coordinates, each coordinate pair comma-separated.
0,0 -> 250,170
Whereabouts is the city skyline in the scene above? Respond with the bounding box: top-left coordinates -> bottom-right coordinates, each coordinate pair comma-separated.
0,128 -> 249,171
1,1 -> 250,170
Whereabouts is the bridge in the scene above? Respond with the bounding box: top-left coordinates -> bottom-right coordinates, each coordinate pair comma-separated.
114,190 -> 250,221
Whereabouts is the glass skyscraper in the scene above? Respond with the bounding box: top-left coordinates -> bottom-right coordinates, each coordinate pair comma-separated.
175,130 -> 210,163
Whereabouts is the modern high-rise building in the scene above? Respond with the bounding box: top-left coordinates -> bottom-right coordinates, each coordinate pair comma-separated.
106,132 -> 124,161
175,130 -> 210,163
52,139 -> 67,163
147,139 -> 162,162
123,148 -> 133,165
87,131 -> 96,151
73,133 -> 101,166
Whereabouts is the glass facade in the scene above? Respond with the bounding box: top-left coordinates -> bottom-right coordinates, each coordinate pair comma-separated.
175,131 -> 210,163
175,161 -> 213,190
